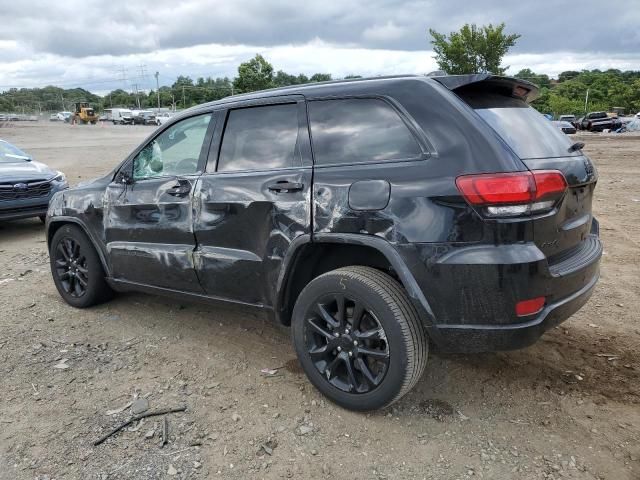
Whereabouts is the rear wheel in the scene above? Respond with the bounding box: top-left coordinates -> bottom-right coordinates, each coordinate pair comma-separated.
50,224 -> 113,308
292,266 -> 428,411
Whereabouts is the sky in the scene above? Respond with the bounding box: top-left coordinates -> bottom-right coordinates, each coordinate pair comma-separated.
0,0 -> 639,93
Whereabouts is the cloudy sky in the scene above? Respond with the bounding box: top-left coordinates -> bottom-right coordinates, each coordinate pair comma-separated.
1,0 -> 639,93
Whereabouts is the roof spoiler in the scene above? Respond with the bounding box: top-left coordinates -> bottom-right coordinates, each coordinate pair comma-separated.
429,73 -> 540,103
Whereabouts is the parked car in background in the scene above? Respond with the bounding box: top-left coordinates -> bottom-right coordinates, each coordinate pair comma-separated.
56,111 -> 73,122
558,114 -> 578,129
46,74 -> 601,411
552,120 -> 577,134
0,139 -> 68,222
106,108 -> 134,125
155,111 -> 173,126
49,114 -> 59,121
132,110 -> 156,125
579,112 -> 619,132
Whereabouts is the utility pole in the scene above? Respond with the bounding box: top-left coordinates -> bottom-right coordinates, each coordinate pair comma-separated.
154,71 -> 161,109
182,85 -> 186,108
584,89 -> 589,114
132,83 -> 141,109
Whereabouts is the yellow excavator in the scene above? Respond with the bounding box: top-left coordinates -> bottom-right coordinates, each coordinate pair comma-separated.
72,102 -> 98,125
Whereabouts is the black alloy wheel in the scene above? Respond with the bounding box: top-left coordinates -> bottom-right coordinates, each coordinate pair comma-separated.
304,293 -> 390,394
54,236 -> 89,298
49,224 -> 113,308
292,266 -> 428,411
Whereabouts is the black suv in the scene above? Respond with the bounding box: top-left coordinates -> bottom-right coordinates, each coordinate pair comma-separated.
46,74 -> 602,410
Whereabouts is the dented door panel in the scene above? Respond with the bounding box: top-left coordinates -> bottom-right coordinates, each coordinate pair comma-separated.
194,169 -> 312,305
104,175 -> 203,292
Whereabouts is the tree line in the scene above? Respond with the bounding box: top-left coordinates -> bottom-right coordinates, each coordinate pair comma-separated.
0,54 -> 340,114
2,22 -> 639,117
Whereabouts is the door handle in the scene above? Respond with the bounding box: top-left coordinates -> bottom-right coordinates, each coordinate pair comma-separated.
267,181 -> 304,192
167,180 -> 191,197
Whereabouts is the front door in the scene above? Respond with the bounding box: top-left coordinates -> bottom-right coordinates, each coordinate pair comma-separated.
104,112 -> 215,292
193,98 -> 313,307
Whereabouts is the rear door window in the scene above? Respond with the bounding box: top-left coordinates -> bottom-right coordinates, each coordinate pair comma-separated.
217,103 -> 301,172
308,98 -> 421,166
460,92 -> 577,160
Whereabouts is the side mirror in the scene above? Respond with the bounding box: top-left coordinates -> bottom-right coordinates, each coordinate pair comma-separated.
116,169 -> 134,185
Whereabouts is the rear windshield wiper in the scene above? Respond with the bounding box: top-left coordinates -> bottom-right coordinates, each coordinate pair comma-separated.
568,141 -> 585,153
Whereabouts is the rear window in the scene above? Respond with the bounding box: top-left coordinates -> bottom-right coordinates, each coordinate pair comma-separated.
460,92 -> 577,160
218,103 -> 301,172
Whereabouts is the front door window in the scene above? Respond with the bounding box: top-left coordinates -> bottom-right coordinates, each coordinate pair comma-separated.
133,114 -> 212,180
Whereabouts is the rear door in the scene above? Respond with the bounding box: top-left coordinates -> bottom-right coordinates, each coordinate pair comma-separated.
458,89 -> 598,259
104,112 -> 215,292
193,97 -> 312,306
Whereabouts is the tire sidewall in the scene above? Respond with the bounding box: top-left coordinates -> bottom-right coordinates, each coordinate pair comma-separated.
292,271 -> 410,411
50,224 -> 105,308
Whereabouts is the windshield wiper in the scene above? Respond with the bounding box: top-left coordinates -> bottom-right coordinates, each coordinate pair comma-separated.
568,141 -> 585,153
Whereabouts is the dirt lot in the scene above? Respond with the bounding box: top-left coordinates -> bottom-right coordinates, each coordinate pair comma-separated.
0,122 -> 638,480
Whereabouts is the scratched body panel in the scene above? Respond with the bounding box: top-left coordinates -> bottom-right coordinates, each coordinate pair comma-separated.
104,175 -> 203,292
193,169 -> 312,305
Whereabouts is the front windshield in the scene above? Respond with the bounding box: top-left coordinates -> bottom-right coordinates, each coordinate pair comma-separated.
0,141 -> 30,163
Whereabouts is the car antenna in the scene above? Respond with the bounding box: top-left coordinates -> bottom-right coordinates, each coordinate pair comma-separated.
568,141 -> 585,153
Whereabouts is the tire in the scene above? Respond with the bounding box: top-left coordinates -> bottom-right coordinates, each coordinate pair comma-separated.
49,224 -> 113,308
292,266 -> 428,411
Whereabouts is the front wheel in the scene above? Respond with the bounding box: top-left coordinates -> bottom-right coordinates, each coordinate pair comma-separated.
292,266 -> 428,411
50,224 -> 113,308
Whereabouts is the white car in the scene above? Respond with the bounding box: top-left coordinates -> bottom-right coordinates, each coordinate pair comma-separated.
56,111 -> 73,122
155,112 -> 173,126
636,112 -> 640,118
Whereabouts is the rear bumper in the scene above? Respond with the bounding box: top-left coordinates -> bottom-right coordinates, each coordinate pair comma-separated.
396,222 -> 602,353
432,270 -> 599,352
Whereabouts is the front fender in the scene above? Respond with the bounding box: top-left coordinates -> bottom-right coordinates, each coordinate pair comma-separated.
46,216 -> 111,276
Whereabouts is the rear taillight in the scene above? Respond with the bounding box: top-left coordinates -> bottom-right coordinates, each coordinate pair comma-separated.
515,297 -> 545,316
455,170 -> 567,217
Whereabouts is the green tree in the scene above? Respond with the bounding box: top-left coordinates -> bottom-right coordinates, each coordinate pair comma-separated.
309,73 -> 332,82
233,54 -> 274,93
429,23 -> 520,75
513,68 -> 550,88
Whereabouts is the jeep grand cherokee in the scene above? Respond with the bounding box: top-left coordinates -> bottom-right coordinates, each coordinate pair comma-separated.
46,74 -> 601,410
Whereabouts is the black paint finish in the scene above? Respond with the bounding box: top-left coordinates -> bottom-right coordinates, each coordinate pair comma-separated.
348,180 -> 390,211
46,74 -> 602,353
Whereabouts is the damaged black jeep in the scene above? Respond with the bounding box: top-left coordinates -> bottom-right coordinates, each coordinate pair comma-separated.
47,74 -> 602,410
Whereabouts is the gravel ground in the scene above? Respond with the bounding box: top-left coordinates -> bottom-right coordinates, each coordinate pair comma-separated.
0,122 -> 638,480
